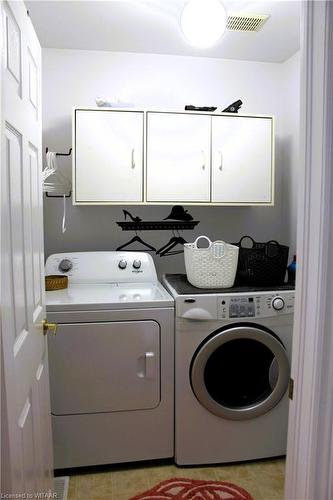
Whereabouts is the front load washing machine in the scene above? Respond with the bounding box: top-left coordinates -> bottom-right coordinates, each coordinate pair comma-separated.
163,274 -> 295,465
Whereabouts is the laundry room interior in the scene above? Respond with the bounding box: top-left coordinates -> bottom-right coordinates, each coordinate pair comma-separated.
2,1 -> 306,499
40,11 -> 300,275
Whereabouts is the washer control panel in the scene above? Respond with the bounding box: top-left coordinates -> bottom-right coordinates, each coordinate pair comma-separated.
176,290 -> 295,320
45,252 -> 157,283
226,297 -> 255,319
218,291 -> 295,320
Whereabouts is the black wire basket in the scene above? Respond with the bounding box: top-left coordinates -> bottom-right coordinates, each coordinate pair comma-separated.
233,236 -> 289,286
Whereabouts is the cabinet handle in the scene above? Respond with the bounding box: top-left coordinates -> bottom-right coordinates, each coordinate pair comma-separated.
219,151 -> 223,171
131,148 -> 135,169
201,150 -> 206,170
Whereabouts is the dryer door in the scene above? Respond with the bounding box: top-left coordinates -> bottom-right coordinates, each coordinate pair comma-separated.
190,325 -> 289,420
49,321 -> 160,415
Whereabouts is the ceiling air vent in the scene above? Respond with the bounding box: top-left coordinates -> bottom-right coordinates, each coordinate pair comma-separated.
227,13 -> 270,32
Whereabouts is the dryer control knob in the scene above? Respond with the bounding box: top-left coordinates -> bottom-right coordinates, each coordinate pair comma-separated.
272,296 -> 285,311
58,259 -> 73,273
118,260 -> 127,270
133,259 -> 141,269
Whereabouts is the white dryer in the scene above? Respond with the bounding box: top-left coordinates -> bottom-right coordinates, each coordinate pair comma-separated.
45,252 -> 174,469
163,274 -> 295,466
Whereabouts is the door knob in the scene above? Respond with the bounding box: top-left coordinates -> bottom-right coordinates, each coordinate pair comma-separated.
42,319 -> 57,336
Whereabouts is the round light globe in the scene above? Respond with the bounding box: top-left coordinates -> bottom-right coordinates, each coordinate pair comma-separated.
181,0 -> 227,48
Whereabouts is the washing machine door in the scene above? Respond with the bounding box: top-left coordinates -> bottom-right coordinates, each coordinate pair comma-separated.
190,325 -> 290,420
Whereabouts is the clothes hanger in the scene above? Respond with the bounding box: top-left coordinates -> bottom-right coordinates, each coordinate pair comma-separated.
116,232 -> 156,252
159,238 -> 186,256
158,232 -> 187,257
160,248 -> 185,257
156,233 -> 179,255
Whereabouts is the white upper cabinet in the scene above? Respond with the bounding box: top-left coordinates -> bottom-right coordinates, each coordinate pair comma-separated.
211,115 -> 273,204
73,109 -> 274,205
146,112 -> 211,202
74,109 -> 144,203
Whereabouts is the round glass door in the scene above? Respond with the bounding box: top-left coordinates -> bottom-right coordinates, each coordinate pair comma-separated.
190,325 -> 289,420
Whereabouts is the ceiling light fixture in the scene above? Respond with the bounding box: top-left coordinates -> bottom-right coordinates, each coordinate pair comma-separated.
180,0 -> 227,48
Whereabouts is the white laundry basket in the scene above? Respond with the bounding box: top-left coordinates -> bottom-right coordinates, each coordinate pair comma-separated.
184,236 -> 239,288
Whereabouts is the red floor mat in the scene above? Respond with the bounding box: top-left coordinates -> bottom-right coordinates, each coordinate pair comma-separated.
129,477 -> 254,499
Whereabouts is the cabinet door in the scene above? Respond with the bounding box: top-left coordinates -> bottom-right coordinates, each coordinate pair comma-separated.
212,116 -> 273,204
147,112 -> 211,202
75,110 -> 144,203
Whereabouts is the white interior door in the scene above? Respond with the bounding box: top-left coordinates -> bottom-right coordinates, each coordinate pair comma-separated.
75,109 -> 144,203
212,115 -> 273,204
1,1 -> 53,495
146,112 -> 211,202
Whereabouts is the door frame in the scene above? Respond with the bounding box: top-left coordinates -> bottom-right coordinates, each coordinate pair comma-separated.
285,1 -> 333,499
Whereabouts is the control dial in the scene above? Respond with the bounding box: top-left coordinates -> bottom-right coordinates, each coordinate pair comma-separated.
133,259 -> 141,269
118,260 -> 127,270
58,259 -> 73,273
272,296 -> 285,311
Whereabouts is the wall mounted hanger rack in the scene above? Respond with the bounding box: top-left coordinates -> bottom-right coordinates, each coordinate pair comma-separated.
116,208 -> 199,254
44,147 -> 72,198
45,147 -> 72,156
45,191 -> 72,198
117,221 -> 199,231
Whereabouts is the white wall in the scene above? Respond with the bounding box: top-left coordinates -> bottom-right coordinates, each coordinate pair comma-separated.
42,48 -> 300,276
280,51 -> 300,256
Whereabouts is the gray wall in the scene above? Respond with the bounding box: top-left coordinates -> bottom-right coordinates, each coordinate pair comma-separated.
42,48 -> 300,276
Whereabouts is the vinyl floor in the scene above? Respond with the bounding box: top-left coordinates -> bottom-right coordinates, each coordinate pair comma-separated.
66,457 -> 285,500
